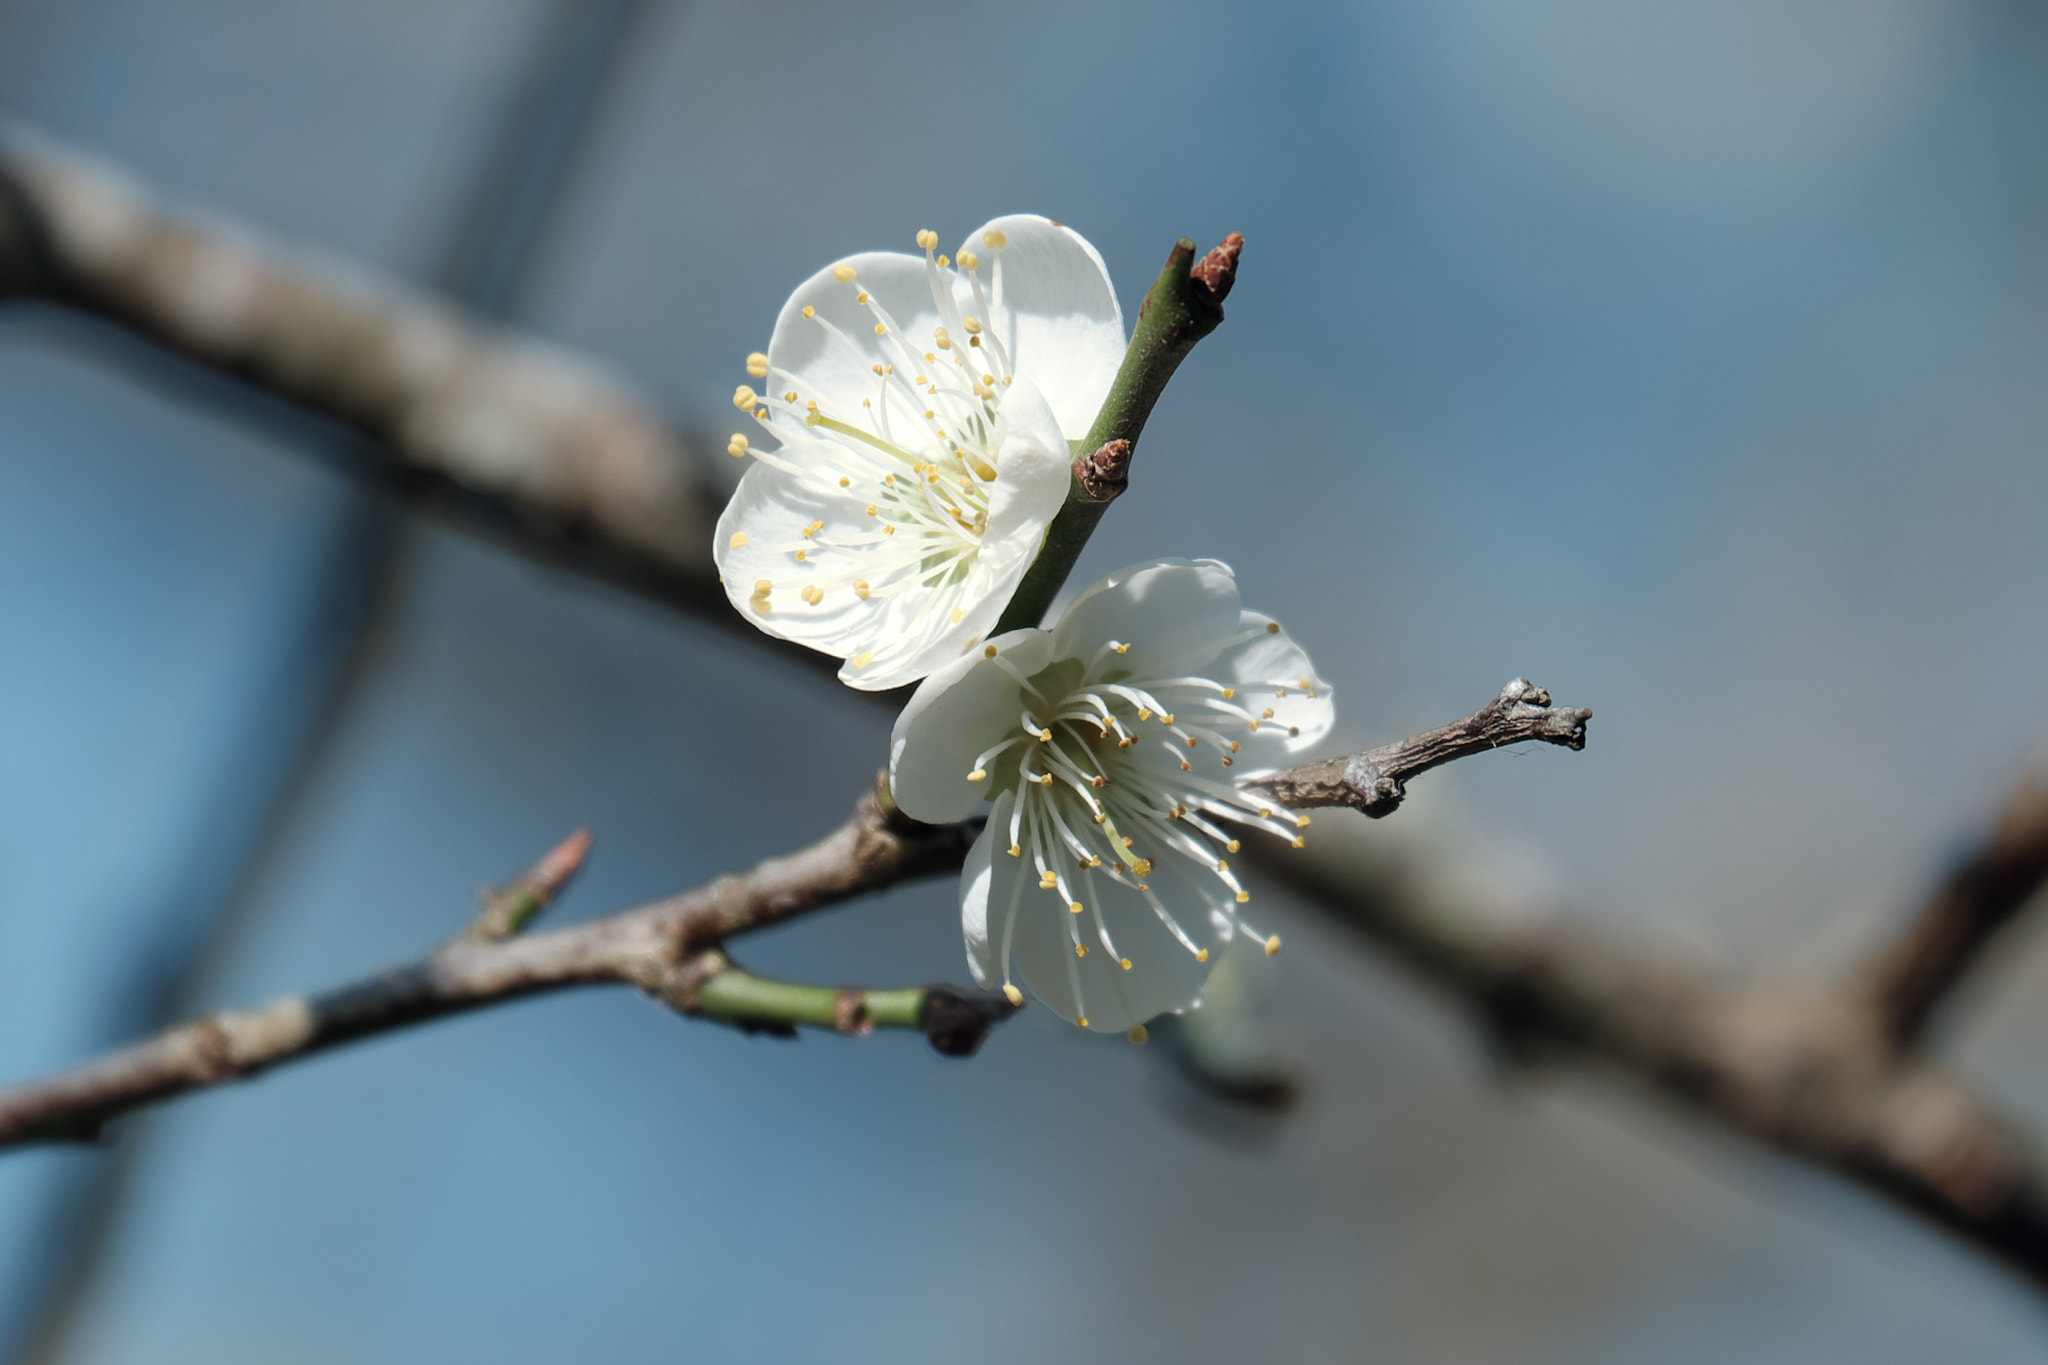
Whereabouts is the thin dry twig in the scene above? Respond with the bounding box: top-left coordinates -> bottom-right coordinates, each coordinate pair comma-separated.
1248,678 -> 1590,817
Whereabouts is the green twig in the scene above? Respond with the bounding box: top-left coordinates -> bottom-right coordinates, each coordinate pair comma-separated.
682,956 -> 1017,1057
993,232 -> 1242,635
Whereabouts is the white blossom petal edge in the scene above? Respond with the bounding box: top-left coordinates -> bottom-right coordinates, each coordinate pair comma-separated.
714,217 -> 1126,690
889,559 -> 1336,1033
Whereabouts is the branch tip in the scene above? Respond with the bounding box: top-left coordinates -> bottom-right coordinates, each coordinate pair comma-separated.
1190,232 -> 1244,307
919,984 -> 1020,1058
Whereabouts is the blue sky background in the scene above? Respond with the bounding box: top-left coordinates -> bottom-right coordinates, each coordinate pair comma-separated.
4,0 -> 2048,1360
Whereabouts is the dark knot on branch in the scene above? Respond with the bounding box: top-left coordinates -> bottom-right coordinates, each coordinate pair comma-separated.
1073,438 -> 1133,503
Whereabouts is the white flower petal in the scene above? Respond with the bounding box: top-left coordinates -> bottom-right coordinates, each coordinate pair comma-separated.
889,630 -> 1053,824
1005,854 -> 1217,1032
1210,611 -> 1335,771
766,250 -> 945,425
961,215 -> 1125,440
1050,557 -> 1242,673
960,800 -> 1008,988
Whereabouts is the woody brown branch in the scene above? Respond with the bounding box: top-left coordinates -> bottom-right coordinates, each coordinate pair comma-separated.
0,698 -> 1581,1148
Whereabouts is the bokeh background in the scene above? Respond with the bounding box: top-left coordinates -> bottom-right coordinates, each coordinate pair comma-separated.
4,0 -> 2048,1360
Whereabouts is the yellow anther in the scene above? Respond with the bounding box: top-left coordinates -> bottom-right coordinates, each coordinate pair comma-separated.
1076,1014 -> 1089,1026
1262,708 -> 1276,720
916,228 -> 939,250
1228,741 -> 1242,753
1226,839 -> 1241,853
1119,957 -> 1132,971
967,769 -> 988,782
1137,708 -> 1152,721
1127,1024 -> 1148,1044
855,292 -> 869,304
883,525 -> 896,535
745,352 -> 768,378
732,384 -> 758,410
1075,945 -> 1087,958
983,229 -> 1008,248
1296,815 -> 1311,829
923,409 -> 937,419
1259,808 -> 1273,819
958,250 -> 980,270
1235,891 -> 1251,904
1299,678 -> 1314,689
1114,642 -> 1130,653
1069,902 -> 1083,914
872,363 -> 885,375
1087,856 -> 1102,867
1248,721 -> 1261,732
801,585 -> 823,606
963,316 -> 982,334
1002,983 -> 1024,1006
1264,934 -> 1282,956
801,304 -> 815,319
853,580 -> 871,600
873,322 -> 888,335
1162,714 -> 1175,725
838,476 -> 850,487
851,650 -> 873,668
751,579 -> 772,596
803,520 -> 824,537
728,532 -> 748,549
1180,761 -> 1191,772
865,503 -> 879,516
1008,844 -> 1021,857
751,598 -> 771,615
1291,837 -> 1306,849
1038,728 -> 1052,742
1216,859 -> 1230,872
794,549 -> 807,562
984,644 -> 998,659
1266,622 -> 1280,634
1185,737 -> 1198,749
1131,858 -> 1154,877
1195,948 -> 1210,963
950,608 -> 965,623
1222,687 -> 1236,700
1037,773 -> 1053,786
924,352 -> 937,363
783,390 -> 798,403
832,264 -> 857,282
727,442 -> 747,459
936,255 -> 949,268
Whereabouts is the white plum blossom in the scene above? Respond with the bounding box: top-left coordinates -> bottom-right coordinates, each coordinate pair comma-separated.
888,559 -> 1335,1034
715,216 -> 1127,690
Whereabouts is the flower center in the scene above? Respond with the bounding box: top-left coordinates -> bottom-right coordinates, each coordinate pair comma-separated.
967,633 -> 1326,1016
726,231 -> 1029,671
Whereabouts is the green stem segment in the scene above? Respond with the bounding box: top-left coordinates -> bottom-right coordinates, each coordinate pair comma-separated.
993,234 -> 1237,636
688,962 -> 1015,1057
